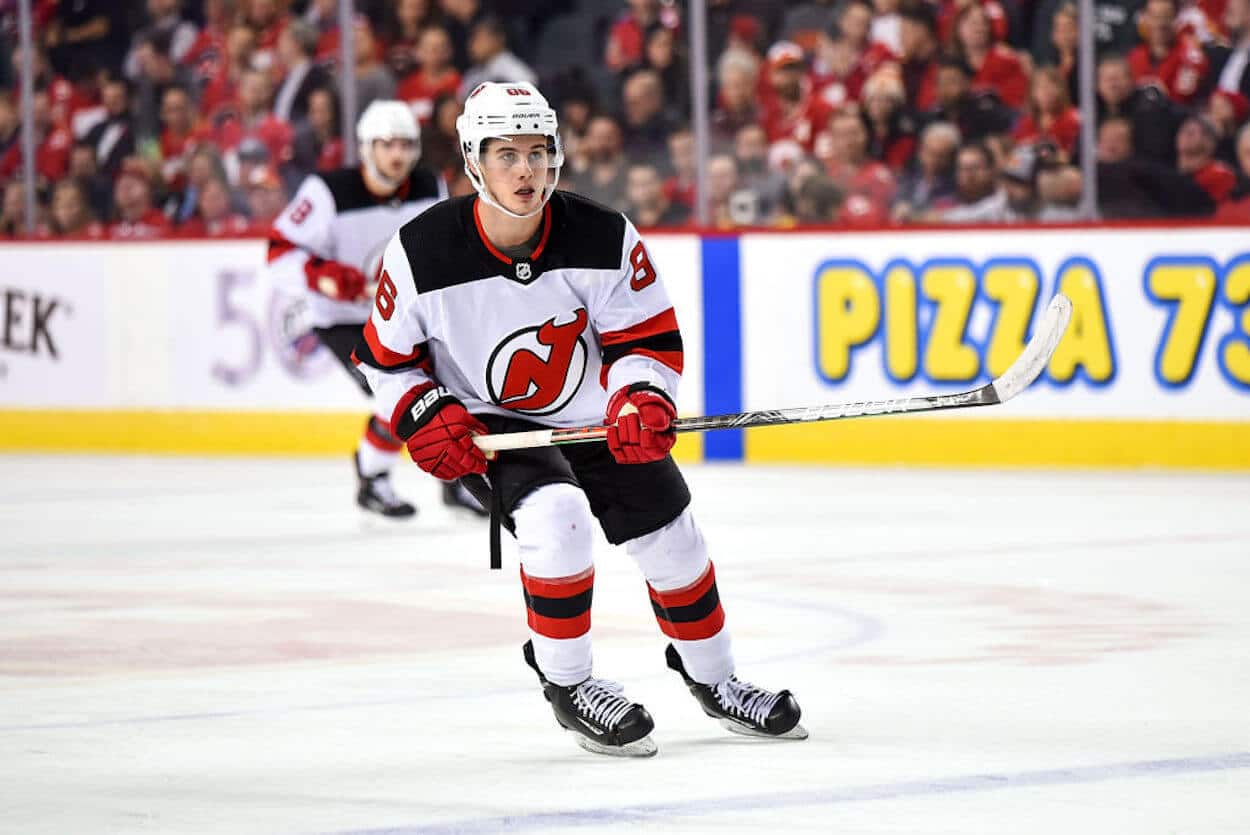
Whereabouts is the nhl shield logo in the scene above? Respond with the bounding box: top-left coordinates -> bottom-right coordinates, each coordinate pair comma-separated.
515,261 -> 532,281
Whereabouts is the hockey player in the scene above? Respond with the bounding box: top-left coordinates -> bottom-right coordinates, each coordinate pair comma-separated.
354,82 -> 806,757
267,99 -> 484,518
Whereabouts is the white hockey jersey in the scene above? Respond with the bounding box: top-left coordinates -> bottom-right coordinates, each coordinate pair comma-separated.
354,192 -> 683,429
266,166 -> 447,328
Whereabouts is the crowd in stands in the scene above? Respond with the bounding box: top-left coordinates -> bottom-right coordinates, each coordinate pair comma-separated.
1,0 -> 1249,240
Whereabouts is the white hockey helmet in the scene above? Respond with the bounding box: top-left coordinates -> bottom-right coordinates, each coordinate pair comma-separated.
456,81 -> 564,218
356,99 -> 421,190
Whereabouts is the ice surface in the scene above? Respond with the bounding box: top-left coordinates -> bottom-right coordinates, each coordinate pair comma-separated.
2,454 -> 1248,834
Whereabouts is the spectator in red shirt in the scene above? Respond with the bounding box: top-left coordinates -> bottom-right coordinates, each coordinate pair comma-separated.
833,0 -> 899,99
245,0 -> 288,73
214,68 -> 294,169
950,2 -> 1030,109
1177,114 -> 1238,201
606,0 -> 671,72
664,125 -> 696,209
157,85 -> 208,193
1131,0 -> 1211,103
898,0 -> 942,111
45,179 -> 105,238
180,175 -> 251,236
861,69 -> 919,171
822,108 -> 898,224
182,0 -> 235,89
760,41 -> 836,151
397,24 -> 462,125
9,44 -> 80,132
30,89 -> 74,185
937,0 -> 1010,44
108,158 -> 171,239
1013,66 -> 1082,157
200,23 -> 258,120
1213,124 -> 1250,218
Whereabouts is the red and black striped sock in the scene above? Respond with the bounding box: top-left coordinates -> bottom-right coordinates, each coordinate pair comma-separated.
648,562 -> 725,642
521,566 -> 594,640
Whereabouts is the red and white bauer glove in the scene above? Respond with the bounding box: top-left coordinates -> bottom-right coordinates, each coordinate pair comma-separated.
604,382 -> 678,465
393,384 -> 490,480
305,259 -> 368,302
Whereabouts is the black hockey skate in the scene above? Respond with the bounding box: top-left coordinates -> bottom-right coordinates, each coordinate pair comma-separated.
442,479 -> 488,517
354,453 -> 416,519
665,644 -> 808,740
523,640 -> 657,757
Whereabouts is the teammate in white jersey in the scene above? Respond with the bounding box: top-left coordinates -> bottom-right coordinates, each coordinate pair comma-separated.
354,82 -> 806,756
266,100 -> 483,518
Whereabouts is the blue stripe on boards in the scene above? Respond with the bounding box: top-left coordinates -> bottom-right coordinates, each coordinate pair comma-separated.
700,236 -> 743,461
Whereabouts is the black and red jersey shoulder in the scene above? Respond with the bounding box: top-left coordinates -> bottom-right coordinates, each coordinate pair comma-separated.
397,191 -> 627,294
319,166 -> 443,213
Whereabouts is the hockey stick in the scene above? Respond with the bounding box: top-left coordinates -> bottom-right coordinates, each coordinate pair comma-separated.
474,293 -> 1073,453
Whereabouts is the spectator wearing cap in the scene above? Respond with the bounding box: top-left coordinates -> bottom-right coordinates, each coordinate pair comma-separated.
180,175 -> 250,236
937,141 -> 1005,221
892,120 -> 959,221
1213,123 -> 1250,219
925,56 -> 1014,144
124,0 -> 198,82
1013,67 -> 1082,157
820,108 -> 897,225
397,24 -> 462,126
1207,0 -> 1250,100
1130,0 -> 1210,104
566,114 -> 629,211
949,3 -> 1030,110
606,0 -> 667,72
1207,88 -> 1250,164
898,1 -> 942,111
45,179 -> 105,238
619,68 -> 678,167
1177,114 -> 1238,203
862,70 -> 919,171
291,86 -> 344,175
244,164 -> 288,231
458,16 -> 536,99
624,162 -> 691,228
108,157 -> 171,239
713,50 -> 762,145
760,41 -> 836,151
83,75 -> 136,180
1097,53 -> 1184,164
273,19 -> 332,125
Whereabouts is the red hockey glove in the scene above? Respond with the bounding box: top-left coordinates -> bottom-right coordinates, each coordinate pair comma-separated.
605,382 -> 677,465
393,384 -> 490,480
305,259 -> 368,302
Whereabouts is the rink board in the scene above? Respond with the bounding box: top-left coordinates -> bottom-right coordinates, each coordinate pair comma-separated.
1,226 -> 1248,468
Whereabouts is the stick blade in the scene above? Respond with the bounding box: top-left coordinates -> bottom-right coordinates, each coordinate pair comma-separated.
990,293 -> 1073,403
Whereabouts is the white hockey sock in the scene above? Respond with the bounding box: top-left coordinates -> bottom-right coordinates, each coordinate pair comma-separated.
356,441 -> 399,478
515,484 -> 596,686
628,509 -> 735,685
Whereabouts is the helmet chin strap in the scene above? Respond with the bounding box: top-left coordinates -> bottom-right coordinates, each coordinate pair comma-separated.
467,158 -> 561,220
362,148 -> 417,193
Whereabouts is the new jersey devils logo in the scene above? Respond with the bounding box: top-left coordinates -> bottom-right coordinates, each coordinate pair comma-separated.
486,308 -> 589,415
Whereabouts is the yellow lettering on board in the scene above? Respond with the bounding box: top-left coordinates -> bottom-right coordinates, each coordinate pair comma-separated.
884,263 -> 917,380
1049,263 -> 1115,383
921,264 -> 979,381
816,264 -> 880,380
1147,262 -> 1216,385
1222,261 -> 1250,386
983,263 -> 1040,378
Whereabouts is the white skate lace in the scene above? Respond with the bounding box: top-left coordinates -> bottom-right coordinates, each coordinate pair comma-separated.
713,677 -> 781,728
572,678 -> 634,730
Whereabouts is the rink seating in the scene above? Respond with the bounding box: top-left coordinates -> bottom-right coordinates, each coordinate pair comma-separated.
1,221 -> 1248,469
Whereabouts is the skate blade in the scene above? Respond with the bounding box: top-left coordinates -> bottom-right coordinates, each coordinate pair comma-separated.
719,718 -> 809,740
573,733 -> 658,758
